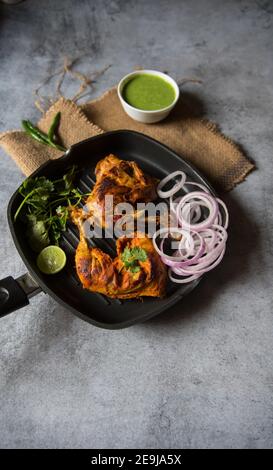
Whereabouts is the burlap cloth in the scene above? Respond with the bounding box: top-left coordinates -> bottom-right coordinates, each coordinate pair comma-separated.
0,87 -> 254,192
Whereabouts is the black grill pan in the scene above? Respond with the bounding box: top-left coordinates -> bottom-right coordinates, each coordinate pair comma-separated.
0,131 -> 217,328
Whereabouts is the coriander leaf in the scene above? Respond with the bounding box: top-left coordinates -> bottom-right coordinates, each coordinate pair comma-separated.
121,247 -> 132,267
130,247 -> 148,262
63,165 -> 77,190
14,176 -> 55,220
130,265 -> 141,273
56,205 -> 69,222
34,177 -> 55,194
121,246 -> 147,272
19,178 -> 37,195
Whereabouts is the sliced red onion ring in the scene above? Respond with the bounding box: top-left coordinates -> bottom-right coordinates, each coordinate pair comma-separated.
168,269 -> 200,284
198,228 -> 218,249
171,197 -> 207,226
170,195 -> 182,215
154,174 -> 229,284
180,201 -> 208,225
177,192 -> 219,231
172,245 -> 226,276
217,198 -> 229,229
153,227 -> 194,262
177,231 -> 206,266
171,227 -> 227,274
157,171 -> 186,199
161,232 -> 205,268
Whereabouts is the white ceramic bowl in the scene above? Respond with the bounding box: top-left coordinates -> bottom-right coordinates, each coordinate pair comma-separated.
117,70 -> 180,124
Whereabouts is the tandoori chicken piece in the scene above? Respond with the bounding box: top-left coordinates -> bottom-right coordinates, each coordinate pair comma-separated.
77,154 -> 158,228
74,230 -> 167,299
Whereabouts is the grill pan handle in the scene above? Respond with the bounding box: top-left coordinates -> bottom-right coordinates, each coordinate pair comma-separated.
0,273 -> 41,318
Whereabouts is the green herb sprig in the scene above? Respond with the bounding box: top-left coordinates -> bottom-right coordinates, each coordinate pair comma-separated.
22,112 -> 66,152
14,166 -> 86,252
121,247 -> 148,273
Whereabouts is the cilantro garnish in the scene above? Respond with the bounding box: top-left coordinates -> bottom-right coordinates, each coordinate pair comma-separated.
14,166 -> 86,251
121,247 -> 147,273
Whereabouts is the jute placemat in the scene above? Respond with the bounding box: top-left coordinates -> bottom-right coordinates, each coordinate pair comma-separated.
0,88 -> 254,191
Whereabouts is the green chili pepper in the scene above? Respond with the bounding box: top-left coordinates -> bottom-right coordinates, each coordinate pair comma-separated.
22,113 -> 66,152
48,111 -> 61,143
22,120 -> 49,145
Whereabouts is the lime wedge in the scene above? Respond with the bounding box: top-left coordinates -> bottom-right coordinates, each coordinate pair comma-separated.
37,245 -> 66,275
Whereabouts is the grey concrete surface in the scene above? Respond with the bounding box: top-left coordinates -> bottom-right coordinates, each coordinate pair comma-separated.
0,0 -> 272,449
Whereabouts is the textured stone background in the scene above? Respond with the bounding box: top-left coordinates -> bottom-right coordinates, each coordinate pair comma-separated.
0,0 -> 272,449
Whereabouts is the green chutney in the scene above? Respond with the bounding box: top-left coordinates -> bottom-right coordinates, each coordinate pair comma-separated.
122,74 -> 176,111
